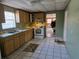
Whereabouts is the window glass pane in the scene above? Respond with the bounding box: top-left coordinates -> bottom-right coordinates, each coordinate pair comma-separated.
5,11 -> 15,20
2,11 -> 16,29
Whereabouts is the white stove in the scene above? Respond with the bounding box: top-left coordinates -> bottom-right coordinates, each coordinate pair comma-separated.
34,27 -> 44,39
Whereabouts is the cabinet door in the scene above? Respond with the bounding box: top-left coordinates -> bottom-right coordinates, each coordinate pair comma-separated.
14,37 -> 20,49
34,13 -> 45,21
19,32 -> 25,46
4,38 -> 14,56
21,11 -> 26,24
21,32 -> 25,44
28,29 -> 33,41
25,31 -> 28,42
25,12 -> 29,24
19,11 -> 24,23
29,29 -> 33,40
0,3 -> 5,23
13,35 -> 20,50
27,30 -> 30,41
19,10 -> 29,24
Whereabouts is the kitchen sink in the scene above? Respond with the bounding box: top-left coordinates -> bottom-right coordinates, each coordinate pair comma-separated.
7,31 -> 17,33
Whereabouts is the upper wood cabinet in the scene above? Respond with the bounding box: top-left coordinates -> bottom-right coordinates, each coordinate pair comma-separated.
16,10 -> 29,24
33,12 -> 45,22
0,4 -> 5,23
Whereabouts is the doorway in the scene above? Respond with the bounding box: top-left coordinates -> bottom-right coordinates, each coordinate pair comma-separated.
46,13 -> 56,37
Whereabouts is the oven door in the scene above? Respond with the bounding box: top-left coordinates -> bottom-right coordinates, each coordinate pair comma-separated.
34,27 -> 44,36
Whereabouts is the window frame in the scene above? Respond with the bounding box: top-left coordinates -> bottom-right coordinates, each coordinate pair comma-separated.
1,7 -> 16,30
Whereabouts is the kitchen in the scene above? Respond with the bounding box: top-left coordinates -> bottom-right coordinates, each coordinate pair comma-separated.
0,3 -> 46,59
0,0 -> 70,59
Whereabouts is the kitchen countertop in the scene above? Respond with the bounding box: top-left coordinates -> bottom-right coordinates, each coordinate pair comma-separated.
0,29 -> 31,38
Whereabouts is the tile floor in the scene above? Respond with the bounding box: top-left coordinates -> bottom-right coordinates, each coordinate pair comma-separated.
4,37 -> 70,59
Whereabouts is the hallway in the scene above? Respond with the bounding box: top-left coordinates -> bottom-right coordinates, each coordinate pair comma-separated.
46,27 -> 53,37
46,13 -> 56,38
5,37 -> 70,59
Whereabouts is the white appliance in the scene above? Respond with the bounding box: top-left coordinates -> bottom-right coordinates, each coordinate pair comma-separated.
34,27 -> 44,39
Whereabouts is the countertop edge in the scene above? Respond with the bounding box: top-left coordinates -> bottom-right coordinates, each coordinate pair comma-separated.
0,28 -> 33,39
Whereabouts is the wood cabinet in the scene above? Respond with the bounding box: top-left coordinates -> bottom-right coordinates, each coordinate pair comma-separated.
25,31 -> 28,42
0,32 -> 25,57
13,34 -> 20,50
16,10 -> 29,24
28,29 -> 33,41
33,12 -> 45,22
0,3 -> 5,23
25,29 -> 33,42
0,29 -> 33,57
0,36 -> 14,56
25,12 -> 30,24
19,32 -> 25,46
4,38 -> 14,56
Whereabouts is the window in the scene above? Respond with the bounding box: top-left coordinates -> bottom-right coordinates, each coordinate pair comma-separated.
2,11 -> 16,29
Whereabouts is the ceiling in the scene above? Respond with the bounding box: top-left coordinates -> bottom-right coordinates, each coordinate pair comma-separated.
1,0 -> 70,12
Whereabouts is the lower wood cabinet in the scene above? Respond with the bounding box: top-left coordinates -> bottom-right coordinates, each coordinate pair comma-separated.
25,31 -> 28,42
28,29 -> 33,41
13,35 -> 20,50
25,29 -> 33,42
19,32 -> 25,46
3,37 -> 14,56
0,29 -> 33,57
0,36 -> 15,57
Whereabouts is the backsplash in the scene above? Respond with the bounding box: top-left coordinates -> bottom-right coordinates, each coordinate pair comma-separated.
16,23 -> 25,29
